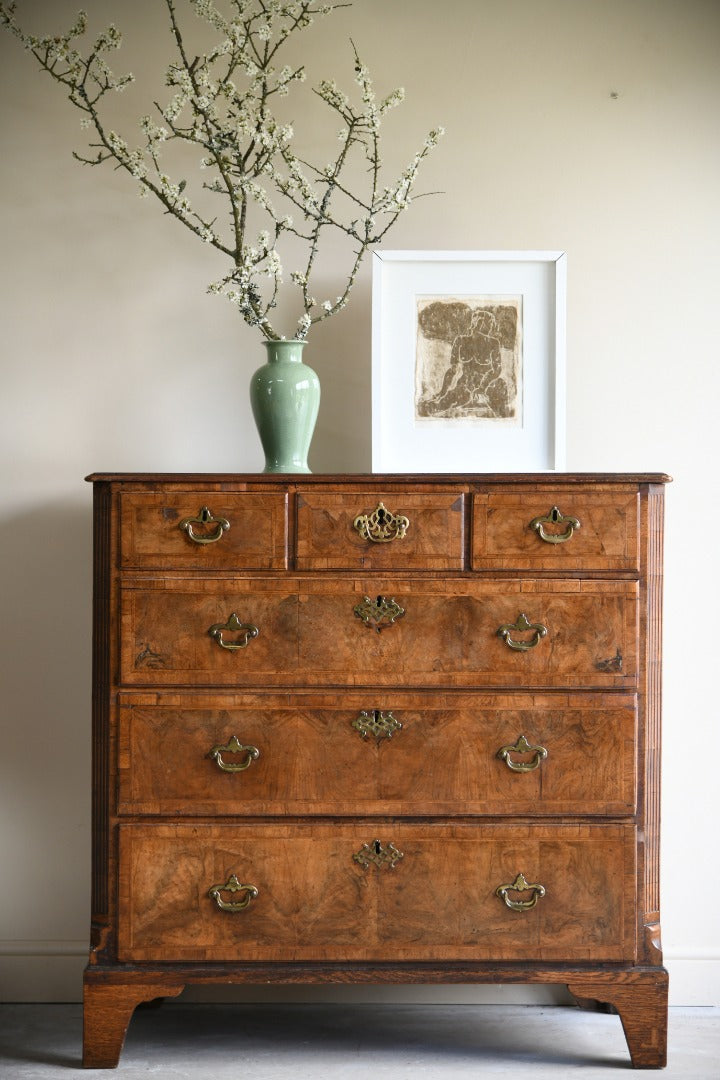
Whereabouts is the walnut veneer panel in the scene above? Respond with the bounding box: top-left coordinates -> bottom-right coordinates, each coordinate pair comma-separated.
118,823 -> 636,963
120,576 -> 638,688
117,692 -> 637,817
473,487 -> 640,571
295,491 -> 465,569
120,492 -> 288,570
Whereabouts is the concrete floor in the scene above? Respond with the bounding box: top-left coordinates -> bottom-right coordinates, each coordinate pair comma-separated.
0,1003 -> 718,1078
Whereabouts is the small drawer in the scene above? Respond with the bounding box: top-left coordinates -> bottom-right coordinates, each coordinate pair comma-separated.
117,691 -> 637,818
119,576 -> 639,689
119,492 -> 288,570
296,491 -> 465,569
473,487 -> 640,571
118,822 -> 636,963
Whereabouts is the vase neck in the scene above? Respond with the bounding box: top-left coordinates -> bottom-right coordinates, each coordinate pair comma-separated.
263,339 -> 307,363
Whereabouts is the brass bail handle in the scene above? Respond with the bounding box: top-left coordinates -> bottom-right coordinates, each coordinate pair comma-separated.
179,506 -> 231,545
497,734 -> 548,773
529,506 -> 580,545
496,872 -> 546,912
208,613 -> 259,650
497,612 -> 548,651
208,874 -> 258,913
208,736 -> 260,772
353,502 -> 410,544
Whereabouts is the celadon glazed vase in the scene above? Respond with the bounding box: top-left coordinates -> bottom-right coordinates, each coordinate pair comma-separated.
249,339 -> 320,473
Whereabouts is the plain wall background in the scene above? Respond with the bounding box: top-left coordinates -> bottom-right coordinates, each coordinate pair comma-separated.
1,0 -> 718,1005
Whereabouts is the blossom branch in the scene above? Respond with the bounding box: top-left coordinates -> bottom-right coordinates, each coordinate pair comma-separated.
0,0 -> 442,340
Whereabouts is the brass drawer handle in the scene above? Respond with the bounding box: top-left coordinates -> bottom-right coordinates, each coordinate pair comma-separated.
351,710 -> 403,741
497,612 -> 547,651
208,613 -> 259,650
529,505 -> 580,545
208,874 -> 258,912
353,839 -> 404,870
496,872 -> 546,912
208,736 -> 260,772
179,506 -> 230,545
497,734 -> 548,773
353,502 -> 409,543
353,594 -> 405,633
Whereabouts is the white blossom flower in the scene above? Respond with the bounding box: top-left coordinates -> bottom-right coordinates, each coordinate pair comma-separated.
379,87 -> 405,114
265,250 -> 282,278
107,130 -> 128,156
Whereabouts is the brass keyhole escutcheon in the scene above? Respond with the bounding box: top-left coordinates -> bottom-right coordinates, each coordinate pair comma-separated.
353,595 -> 405,633
353,839 -> 404,870
353,502 -> 410,544
351,710 -> 403,741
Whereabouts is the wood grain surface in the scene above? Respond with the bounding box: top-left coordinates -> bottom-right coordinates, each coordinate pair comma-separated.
119,576 -> 639,688
117,691 -> 637,817
473,487 -> 640,570
296,490 -> 465,569
117,822 -> 636,963
120,491 -> 288,570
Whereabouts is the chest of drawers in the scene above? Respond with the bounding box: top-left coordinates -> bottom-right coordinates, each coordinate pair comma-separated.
83,473 -> 669,1068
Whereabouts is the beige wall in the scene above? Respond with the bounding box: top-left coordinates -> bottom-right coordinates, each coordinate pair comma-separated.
1,0 -> 719,1004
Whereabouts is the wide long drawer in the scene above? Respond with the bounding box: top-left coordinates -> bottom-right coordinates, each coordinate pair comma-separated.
117,691 -> 637,817
120,576 -> 638,688
117,823 -> 636,963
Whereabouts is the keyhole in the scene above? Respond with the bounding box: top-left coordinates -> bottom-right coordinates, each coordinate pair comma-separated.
377,508 -> 386,523
550,507 -> 561,522
376,595 -> 383,606
374,840 -> 382,855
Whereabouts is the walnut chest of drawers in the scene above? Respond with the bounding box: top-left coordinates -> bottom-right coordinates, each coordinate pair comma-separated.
83,473 -> 669,1068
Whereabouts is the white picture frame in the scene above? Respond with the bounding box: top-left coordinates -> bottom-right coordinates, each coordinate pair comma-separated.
371,250 -> 567,472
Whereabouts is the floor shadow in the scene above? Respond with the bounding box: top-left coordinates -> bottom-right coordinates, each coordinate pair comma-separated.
123,1001 -> 626,1069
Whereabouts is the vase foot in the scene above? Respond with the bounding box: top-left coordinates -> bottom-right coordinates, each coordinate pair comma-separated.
262,466 -> 312,474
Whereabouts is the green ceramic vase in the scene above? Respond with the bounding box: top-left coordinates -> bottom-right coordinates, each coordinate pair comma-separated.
249,339 -> 320,473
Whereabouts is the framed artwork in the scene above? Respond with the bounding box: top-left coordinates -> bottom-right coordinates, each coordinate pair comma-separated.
371,250 -> 566,472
